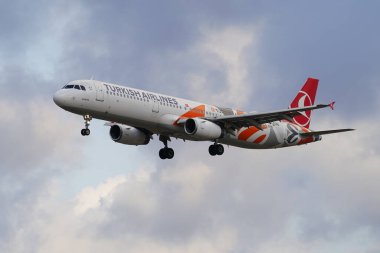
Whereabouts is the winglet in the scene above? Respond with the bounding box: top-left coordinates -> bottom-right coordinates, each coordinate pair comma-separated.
329,101 -> 335,110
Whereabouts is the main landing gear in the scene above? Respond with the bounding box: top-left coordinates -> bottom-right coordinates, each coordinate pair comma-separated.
81,114 -> 92,136
159,135 -> 174,159
209,143 -> 224,156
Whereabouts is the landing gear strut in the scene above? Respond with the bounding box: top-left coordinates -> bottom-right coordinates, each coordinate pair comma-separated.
159,135 -> 174,159
209,143 -> 224,156
81,114 -> 92,136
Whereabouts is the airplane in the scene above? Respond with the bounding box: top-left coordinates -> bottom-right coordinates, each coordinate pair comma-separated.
53,77 -> 354,159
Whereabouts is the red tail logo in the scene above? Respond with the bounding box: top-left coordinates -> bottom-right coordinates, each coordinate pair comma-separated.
289,78 -> 319,129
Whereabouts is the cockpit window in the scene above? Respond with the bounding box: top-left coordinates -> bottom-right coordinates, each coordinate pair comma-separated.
62,84 -> 86,91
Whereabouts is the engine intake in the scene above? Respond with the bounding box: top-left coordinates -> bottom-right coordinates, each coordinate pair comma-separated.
109,124 -> 150,145
184,118 -> 223,140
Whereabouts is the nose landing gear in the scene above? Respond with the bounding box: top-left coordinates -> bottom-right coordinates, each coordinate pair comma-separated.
81,114 -> 92,136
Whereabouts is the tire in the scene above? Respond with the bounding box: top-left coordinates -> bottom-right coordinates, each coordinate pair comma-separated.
166,148 -> 174,159
216,144 -> 224,155
85,129 -> 90,135
208,145 -> 217,156
81,129 -> 86,136
159,148 -> 167,159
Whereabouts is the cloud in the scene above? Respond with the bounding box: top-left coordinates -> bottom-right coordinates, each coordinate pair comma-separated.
74,175 -> 127,215
0,96 -> 85,251
184,25 -> 260,108
0,1 -> 87,99
1,165 -> 239,253
2,110 -> 379,253
0,98 -> 81,175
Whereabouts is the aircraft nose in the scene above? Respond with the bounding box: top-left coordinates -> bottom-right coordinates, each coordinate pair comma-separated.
53,90 -> 65,107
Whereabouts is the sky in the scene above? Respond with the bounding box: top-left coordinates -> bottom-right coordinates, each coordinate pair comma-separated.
0,0 -> 380,252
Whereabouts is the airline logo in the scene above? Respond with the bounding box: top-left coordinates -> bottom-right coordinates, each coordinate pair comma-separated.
289,78 -> 318,129
291,91 -> 312,127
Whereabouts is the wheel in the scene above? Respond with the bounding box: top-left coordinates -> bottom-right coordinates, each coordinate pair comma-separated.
85,128 -> 90,135
166,148 -> 174,159
216,144 -> 224,155
159,148 -> 167,159
81,129 -> 86,136
208,145 -> 217,156
159,148 -> 174,159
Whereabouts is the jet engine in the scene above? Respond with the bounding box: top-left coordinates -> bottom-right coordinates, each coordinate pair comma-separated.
184,118 -> 223,140
109,124 -> 150,145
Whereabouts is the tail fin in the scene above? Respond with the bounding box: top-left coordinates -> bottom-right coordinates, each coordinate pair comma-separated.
289,77 -> 319,128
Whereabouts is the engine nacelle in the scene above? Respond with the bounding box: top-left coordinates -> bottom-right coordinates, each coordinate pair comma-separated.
109,124 -> 150,145
184,118 -> 223,140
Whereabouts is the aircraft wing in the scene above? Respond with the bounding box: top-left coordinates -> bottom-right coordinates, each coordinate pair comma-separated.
207,103 -> 332,129
299,128 -> 355,137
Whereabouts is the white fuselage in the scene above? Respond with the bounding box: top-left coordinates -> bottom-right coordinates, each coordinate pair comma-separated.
53,80 -> 318,149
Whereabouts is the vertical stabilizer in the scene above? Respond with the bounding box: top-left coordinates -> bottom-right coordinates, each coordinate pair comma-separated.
289,78 -> 319,128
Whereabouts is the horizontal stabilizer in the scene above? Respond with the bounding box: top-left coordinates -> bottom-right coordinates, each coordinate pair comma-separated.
300,128 -> 355,137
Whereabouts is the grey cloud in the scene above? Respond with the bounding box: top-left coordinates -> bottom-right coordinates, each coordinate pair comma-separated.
0,0 -> 83,99
0,97 -> 83,245
2,0 -> 380,116
1,117 -> 379,252
0,0 -> 45,58
8,119 -> 378,252
55,1 -> 265,95
0,99 -> 81,175
54,0 -> 380,119
248,1 -> 380,117
0,64 -> 55,98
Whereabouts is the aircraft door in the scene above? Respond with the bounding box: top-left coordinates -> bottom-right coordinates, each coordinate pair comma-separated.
152,99 -> 159,113
95,82 -> 104,102
92,81 -> 110,114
